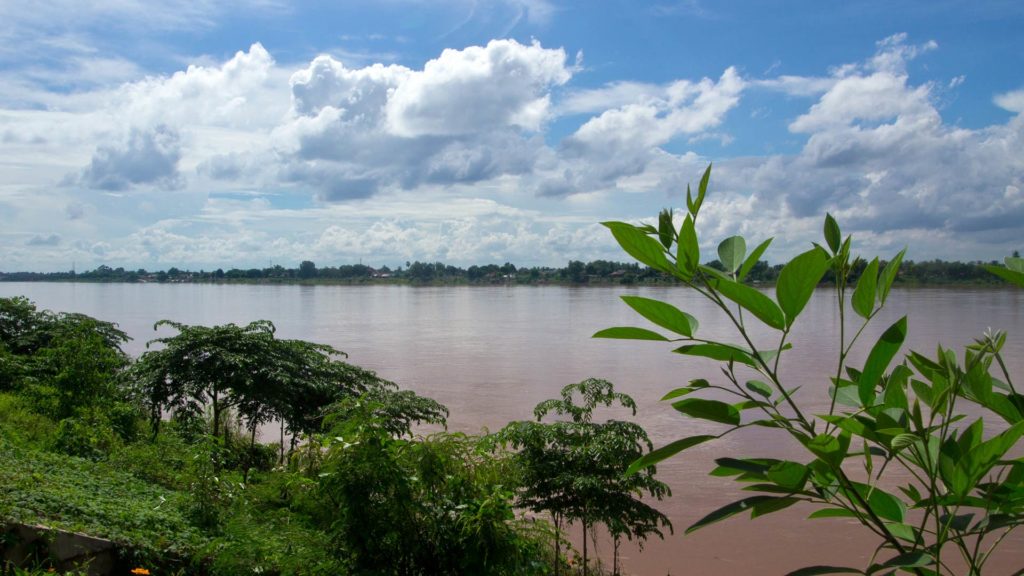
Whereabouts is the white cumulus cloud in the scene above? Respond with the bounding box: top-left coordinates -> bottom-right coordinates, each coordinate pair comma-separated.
995,88 -> 1024,114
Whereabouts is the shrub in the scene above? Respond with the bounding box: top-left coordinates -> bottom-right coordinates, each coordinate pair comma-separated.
314,397 -> 547,575
53,407 -> 120,461
0,392 -> 56,450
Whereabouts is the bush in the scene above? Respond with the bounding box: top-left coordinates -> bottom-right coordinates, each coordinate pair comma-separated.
314,400 -> 548,575
0,392 -> 56,450
180,437 -> 241,531
107,426 -> 192,490
53,407 -> 120,461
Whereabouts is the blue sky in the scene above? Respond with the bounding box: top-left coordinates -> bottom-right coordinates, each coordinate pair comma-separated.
1,0 -> 1022,271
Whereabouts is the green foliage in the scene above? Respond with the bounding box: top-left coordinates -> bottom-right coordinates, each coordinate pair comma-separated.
53,407 -> 121,460
323,387 -> 449,439
0,298 -> 135,462
0,438 -> 203,563
984,255 -> 1024,287
599,164 -> 1024,576
200,505 -> 345,576
0,300 -> 565,573
132,319 -> 388,456
33,321 -> 126,420
314,398 -> 546,576
0,297 -> 51,357
0,298 -> 130,423
107,423 -> 193,490
497,378 -> 671,575
0,392 -> 56,450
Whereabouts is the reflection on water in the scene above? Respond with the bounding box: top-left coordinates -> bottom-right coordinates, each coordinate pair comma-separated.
3,282 -> 1022,574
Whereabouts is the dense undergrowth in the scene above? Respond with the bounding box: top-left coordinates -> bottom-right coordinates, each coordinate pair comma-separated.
1,295 -> 664,575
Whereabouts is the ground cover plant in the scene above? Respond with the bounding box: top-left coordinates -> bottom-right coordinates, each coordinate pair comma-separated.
0,436 -> 202,564
598,165 -> 1024,575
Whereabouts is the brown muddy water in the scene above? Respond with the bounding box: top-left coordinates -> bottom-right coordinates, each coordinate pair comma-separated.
3,282 -> 1023,575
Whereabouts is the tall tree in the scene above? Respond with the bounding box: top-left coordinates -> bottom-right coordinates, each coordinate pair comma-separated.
132,320 -> 385,450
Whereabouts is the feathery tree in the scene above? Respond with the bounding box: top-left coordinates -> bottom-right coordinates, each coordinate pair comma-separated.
498,378 -> 671,575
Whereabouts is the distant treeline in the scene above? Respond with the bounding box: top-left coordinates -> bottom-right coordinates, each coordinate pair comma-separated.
0,257 -> 1017,286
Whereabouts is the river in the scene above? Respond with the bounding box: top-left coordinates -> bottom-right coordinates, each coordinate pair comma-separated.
2,282 -> 1022,575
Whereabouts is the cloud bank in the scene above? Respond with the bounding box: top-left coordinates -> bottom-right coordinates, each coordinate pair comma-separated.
1,34 -> 1022,271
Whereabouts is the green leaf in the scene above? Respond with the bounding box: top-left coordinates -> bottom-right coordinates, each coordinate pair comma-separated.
758,343 -> 792,365
823,214 -> 841,254
808,508 -> 858,519
672,398 -> 741,425
712,457 -> 774,476
657,208 -> 674,249
826,415 -> 882,444
620,295 -> 698,337
831,383 -> 862,408
882,365 -> 911,412
868,552 -> 932,573
686,495 -> 781,533
751,496 -> 800,518
742,482 -> 806,494
939,513 -> 974,532
718,236 -> 747,273
678,215 -> 700,278
898,484 -> 921,503
852,258 -> 879,319
661,387 -> 701,401
891,433 -> 918,450
776,248 -> 830,329
687,163 -> 711,218
734,399 -> 770,411
878,248 -> 906,305
626,435 -> 717,475
849,482 -> 906,523
885,522 -> 920,543
858,317 -> 908,406
807,434 -> 848,468
603,221 -> 672,273
766,461 -> 809,490
963,421 -> 1024,484
592,326 -> 669,341
674,343 -> 758,368
738,238 -> 773,282
786,566 -> 864,576
984,264 -> 1024,288
711,277 -> 786,330
746,380 -> 773,398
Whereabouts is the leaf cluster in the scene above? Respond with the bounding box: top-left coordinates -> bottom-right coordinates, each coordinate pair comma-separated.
599,165 -> 1024,575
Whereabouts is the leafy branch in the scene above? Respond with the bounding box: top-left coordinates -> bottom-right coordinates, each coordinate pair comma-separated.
597,165 -> 1024,575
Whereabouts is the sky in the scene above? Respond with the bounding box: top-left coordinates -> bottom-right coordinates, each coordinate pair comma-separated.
1,0 -> 1022,272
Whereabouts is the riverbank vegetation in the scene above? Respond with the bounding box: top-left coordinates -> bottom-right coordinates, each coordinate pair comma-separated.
1,254 -> 1020,287
0,296 -> 669,575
